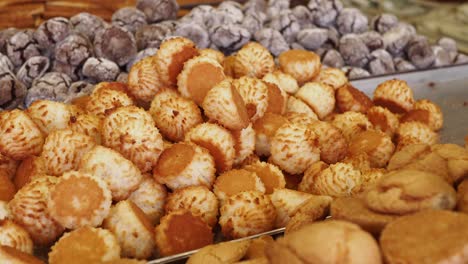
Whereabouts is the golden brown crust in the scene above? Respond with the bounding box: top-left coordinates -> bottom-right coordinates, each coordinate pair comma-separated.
252,113 -> 289,157
0,245 -> 44,264
85,83 -> 135,119
128,56 -> 163,102
187,240 -> 251,264
456,179 -> 468,214
243,162 -> 286,194
336,84 -> 373,113
309,121 -> 348,164
313,67 -> 348,90
367,106 -> 400,137
234,42 -> 275,78
285,195 -> 333,234
0,219 -> 34,254
295,82 -> 335,120
373,79 -> 414,114
213,169 -> 265,204
349,130 -> 395,168
278,50 -> 321,85
0,174 -> 15,202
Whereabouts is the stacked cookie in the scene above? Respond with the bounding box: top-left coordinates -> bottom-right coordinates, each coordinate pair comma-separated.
0,36 -> 467,263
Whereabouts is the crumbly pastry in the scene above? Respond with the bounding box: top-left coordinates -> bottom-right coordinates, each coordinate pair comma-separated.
149,89 -> 203,142
165,186 -> 219,227
295,82 -> 335,120
285,96 -> 319,120
0,110 -> 44,161
269,188 -> 315,228
154,142 -> 216,190
331,111 -> 373,142
185,122 -> 236,173
309,121 -> 348,164
177,56 -> 226,106
85,83 -> 135,119
155,210 -> 213,257
155,37 -> 199,87
0,153 -> 18,180
278,50 -> 321,85
103,200 -> 155,259
243,162 -> 285,194
313,68 -> 348,90
400,99 -> 443,131
40,129 -> 95,176
9,176 -> 64,246
219,191 -> 276,239
102,106 -> 164,172
0,175 -> 15,202
365,169 -> 456,215
336,84 -> 373,113
0,245 -> 44,264
395,122 -> 439,150
68,114 -> 102,145
79,146 -> 143,201
366,106 -> 400,137
0,220 -> 33,254
26,100 -> 76,135
270,123 -> 320,175
380,210 -> 468,264
49,227 -> 121,264
373,79 -> 415,113
213,169 -> 266,204
301,162 -> 363,197
187,240 -> 251,264
330,197 -> 398,236
232,124 -> 256,166
127,56 -> 163,103
284,195 -> 333,234
233,42 -> 275,78
266,221 -> 382,264
13,156 -> 46,189
232,77 -> 269,122
349,130 -> 395,168
199,48 -> 225,64
128,175 -> 167,225
252,113 -> 289,157
202,78 -> 250,130
263,71 -> 299,95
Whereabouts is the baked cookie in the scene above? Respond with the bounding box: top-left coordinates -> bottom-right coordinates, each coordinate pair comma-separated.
285,196 -> 333,234
128,175 -> 167,225
349,130 -> 395,168
128,56 -> 163,103
243,162 -> 286,194
0,219 -> 33,254
0,246 -> 43,264
367,106 -> 400,137
213,169 -> 265,204
269,188 -> 315,228
336,83 -> 373,113
233,42 -> 275,78
373,79 -> 414,114
187,240 -> 251,264
252,113 -> 289,157
295,82 -> 335,120
456,179 -> 468,214
26,100 -> 77,135
231,123 -> 256,166
278,50 -> 321,85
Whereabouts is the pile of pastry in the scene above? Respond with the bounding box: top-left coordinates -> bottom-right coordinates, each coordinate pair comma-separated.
0,36 -> 467,263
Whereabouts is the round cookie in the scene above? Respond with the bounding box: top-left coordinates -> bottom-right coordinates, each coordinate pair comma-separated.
16,56 -> 50,88
254,28 -> 289,57
136,0 -> 179,23
112,7 -> 147,34
278,50 -> 321,85
82,57 -> 120,83
0,71 -> 27,110
0,246 -> 43,264
34,17 -> 71,55
70,12 -> 106,42
25,72 -> 71,108
7,30 -> 41,67
94,25 -> 137,66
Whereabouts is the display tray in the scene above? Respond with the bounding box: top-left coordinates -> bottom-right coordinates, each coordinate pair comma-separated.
143,63 -> 468,264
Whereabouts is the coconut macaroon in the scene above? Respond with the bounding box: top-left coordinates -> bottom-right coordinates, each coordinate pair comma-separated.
13,156 -> 46,189
263,71 -> 299,95
365,169 -> 457,215
360,168 -> 387,192
199,48 -> 225,64
278,50 -> 321,85
154,142 -> 216,190
243,162 -> 286,194
202,79 -> 250,130
177,56 -> 226,106
128,175 -> 167,225
331,111 -> 373,142
185,122 -> 236,173
49,227 -> 121,264
155,210 -> 213,257
223,55 -> 237,77
165,186 -> 219,227
309,121 -> 348,164
336,84 -> 373,113
301,162 -> 363,197
9,176 -> 64,246
285,195 -> 334,234
85,82 -> 135,119
0,219 -> 34,254
68,113 -> 102,145
26,100 -> 77,135
373,79 -> 415,114
252,115 -> 289,159
102,106 -> 164,172
40,129 -> 95,176
232,77 -> 269,122
270,123 -> 320,175
128,56 -> 162,103
219,191 -> 276,239
149,89 -> 203,142
79,146 -> 143,201
233,42 -> 275,79
313,67 -> 348,90
400,99 -> 443,131
0,175 -> 15,202
231,124 -> 256,166
396,122 -> 439,150
285,112 -> 317,127
0,153 -> 18,180
0,110 -> 44,161
285,96 -> 319,120
264,82 -> 288,115
295,82 -> 336,119
349,130 -> 395,168
298,161 -> 329,193
155,37 -> 199,87
367,106 -> 400,137
0,201 -> 9,221
269,188 -> 315,228
213,169 -> 266,204
0,246 -> 44,263
47,171 -> 112,229
103,200 -> 155,259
